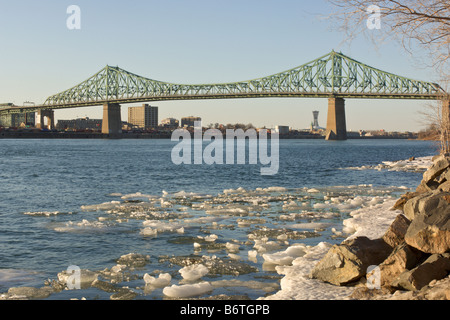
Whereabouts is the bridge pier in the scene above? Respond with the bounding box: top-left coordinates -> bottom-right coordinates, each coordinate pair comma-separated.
325,97 -> 347,141
36,109 -> 54,130
102,103 -> 122,136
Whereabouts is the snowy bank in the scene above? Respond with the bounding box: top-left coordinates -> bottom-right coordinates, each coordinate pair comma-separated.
261,198 -> 400,300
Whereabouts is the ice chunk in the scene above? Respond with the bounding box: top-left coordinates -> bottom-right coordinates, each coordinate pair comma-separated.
225,242 -> 240,253
262,244 -> 307,266
163,282 -> 213,298
143,273 -> 171,287
179,264 -> 209,281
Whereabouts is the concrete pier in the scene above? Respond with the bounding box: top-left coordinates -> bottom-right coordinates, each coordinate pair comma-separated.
325,97 -> 347,140
102,103 -> 122,135
36,109 -> 54,130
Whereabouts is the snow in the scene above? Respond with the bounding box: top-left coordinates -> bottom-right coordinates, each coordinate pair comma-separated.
260,198 -> 402,300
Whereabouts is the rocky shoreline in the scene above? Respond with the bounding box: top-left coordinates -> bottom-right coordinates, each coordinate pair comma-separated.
311,154 -> 450,300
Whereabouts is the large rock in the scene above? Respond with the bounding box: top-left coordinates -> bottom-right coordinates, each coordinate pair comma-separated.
382,214 -> 411,248
311,237 -> 392,286
422,155 -> 450,184
393,253 -> 450,291
404,191 -> 450,254
369,242 -> 425,288
402,191 -> 433,221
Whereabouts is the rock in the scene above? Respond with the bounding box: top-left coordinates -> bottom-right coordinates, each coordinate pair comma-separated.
402,191 -> 432,220
404,192 -> 450,254
369,242 -> 425,288
438,180 -> 450,192
382,214 -> 411,248
393,253 -> 450,291
391,192 -> 422,211
311,236 -> 392,286
422,155 -> 450,184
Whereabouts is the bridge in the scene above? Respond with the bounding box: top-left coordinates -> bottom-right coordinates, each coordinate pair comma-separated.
0,50 -> 446,140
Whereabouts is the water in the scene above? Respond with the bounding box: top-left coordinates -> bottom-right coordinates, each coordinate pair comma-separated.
0,138 -> 435,299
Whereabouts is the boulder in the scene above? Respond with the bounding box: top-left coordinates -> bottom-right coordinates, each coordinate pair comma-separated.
404,192 -> 450,254
369,242 -> 425,288
311,236 -> 392,286
422,155 -> 450,184
438,180 -> 450,192
382,214 -> 411,248
391,192 -> 423,211
393,253 -> 450,291
402,191 -> 433,221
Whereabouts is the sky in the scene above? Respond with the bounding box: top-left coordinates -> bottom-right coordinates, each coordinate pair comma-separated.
0,0 -> 443,131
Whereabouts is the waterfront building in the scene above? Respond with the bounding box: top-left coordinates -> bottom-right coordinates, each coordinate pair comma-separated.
161,117 -> 179,128
56,117 -> 102,131
128,104 -> 158,129
181,116 -> 201,128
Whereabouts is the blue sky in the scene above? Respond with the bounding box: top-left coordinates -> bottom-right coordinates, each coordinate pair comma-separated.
0,0 -> 441,131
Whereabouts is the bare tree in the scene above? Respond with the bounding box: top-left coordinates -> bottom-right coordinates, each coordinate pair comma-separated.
326,0 -> 449,74
326,0 -> 449,152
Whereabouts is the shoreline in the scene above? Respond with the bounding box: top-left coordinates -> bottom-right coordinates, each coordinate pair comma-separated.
0,131 -> 416,140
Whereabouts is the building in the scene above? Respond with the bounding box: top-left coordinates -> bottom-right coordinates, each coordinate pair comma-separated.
274,125 -> 290,135
56,117 -> 102,131
181,116 -> 201,128
128,104 -> 158,129
161,117 -> 179,128
0,112 -> 36,128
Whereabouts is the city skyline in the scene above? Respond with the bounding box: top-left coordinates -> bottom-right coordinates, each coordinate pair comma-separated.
0,0 -> 442,132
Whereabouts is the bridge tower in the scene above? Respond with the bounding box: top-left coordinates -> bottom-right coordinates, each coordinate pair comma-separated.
36,109 -> 54,130
102,103 -> 122,136
325,97 -> 347,140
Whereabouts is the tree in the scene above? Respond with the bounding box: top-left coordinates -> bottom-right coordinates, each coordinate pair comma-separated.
327,0 -> 449,75
327,0 -> 449,153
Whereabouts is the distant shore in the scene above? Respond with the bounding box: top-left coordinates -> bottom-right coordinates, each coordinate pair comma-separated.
0,131 -> 416,140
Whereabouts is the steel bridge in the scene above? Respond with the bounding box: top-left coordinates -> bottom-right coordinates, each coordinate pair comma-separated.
0,50 -> 446,139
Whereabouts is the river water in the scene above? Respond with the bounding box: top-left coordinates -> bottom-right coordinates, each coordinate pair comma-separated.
0,138 -> 435,299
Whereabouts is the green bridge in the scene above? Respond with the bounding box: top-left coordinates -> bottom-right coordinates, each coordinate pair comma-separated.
0,51 -> 446,140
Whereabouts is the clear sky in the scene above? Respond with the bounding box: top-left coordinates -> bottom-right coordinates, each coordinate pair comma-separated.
0,0 -> 442,131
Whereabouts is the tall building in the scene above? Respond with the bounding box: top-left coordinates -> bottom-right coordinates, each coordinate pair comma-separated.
181,116 -> 201,128
128,104 -> 158,129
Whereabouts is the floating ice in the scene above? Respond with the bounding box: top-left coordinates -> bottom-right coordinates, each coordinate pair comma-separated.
163,282 -> 213,298
343,156 -> 432,173
179,264 -> 209,281
23,211 -> 66,217
262,244 -> 308,266
143,273 -> 171,287
81,201 -> 121,212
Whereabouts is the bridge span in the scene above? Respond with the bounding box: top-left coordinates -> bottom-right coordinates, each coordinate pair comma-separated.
0,51 -> 446,140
